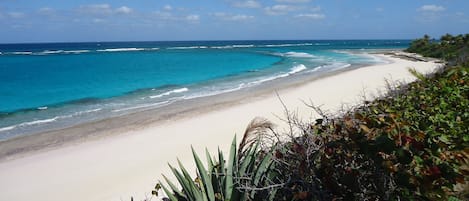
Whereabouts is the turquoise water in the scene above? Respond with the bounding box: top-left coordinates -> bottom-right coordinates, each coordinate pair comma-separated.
0,40 -> 409,139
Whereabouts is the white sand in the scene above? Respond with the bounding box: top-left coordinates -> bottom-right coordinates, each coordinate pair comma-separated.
0,54 -> 440,201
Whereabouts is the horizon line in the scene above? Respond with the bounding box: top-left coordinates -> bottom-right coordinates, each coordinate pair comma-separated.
0,38 -> 415,45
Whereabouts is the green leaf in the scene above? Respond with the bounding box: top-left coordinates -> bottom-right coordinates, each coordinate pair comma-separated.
162,175 -> 184,197
177,159 -> 205,201
169,163 -> 195,200
224,135 -> 237,200
160,180 -> 180,201
192,147 -> 215,201
253,152 -> 273,185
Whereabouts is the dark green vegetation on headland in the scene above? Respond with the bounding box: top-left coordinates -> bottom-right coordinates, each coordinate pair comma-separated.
406,33 -> 469,65
155,35 -> 469,201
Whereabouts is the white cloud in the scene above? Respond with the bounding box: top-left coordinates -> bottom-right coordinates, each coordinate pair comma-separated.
295,13 -> 325,19
93,18 -> 106,23
38,7 -> 54,14
310,6 -> 321,12
233,1 -> 261,9
163,5 -> 173,11
7,12 -> 25,18
37,7 -> 57,18
185,14 -> 200,21
115,6 -> 133,14
230,14 -> 254,21
418,5 -> 445,12
276,0 -> 310,3
79,4 -> 112,15
214,12 -> 254,21
153,11 -> 174,20
264,5 -> 298,15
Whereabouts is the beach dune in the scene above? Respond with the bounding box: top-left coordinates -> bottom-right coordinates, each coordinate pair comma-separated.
0,53 -> 440,201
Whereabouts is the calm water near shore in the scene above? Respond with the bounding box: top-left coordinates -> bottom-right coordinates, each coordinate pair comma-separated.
0,40 -> 409,140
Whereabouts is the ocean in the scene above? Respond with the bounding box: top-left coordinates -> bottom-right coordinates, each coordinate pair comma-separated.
0,40 -> 409,140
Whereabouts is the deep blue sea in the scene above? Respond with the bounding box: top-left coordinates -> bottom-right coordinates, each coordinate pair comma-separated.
0,40 -> 409,140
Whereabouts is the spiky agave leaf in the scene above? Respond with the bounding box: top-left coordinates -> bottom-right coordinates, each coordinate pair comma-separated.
224,135 -> 237,200
192,147 -> 215,201
159,179 -> 180,201
161,133 -> 279,201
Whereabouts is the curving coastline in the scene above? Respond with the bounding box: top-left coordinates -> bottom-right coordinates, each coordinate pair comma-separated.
0,51 -> 441,201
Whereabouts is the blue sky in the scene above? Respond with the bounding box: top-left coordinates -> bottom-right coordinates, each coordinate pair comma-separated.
0,0 -> 468,43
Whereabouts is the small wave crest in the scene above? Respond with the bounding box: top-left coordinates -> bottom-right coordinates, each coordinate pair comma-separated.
314,43 -> 330,46
63,50 -> 91,54
232,45 -> 255,48
263,43 -> 313,47
42,50 -> 64,54
284,51 -> 316,58
0,108 -> 102,133
97,48 -> 146,52
315,63 -> 351,71
167,46 -> 208,50
12,51 -> 33,55
112,101 -> 170,112
149,88 -> 189,99
247,64 -> 307,86
289,64 -> 307,74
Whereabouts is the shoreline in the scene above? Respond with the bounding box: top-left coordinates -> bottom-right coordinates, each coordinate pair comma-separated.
0,52 -> 442,201
0,52 -> 382,162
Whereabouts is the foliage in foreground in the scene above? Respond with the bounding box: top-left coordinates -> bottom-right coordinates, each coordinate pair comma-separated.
155,120 -> 281,201
279,64 -> 468,200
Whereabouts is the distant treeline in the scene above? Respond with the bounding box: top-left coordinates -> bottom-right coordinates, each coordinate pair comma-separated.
406,34 -> 469,65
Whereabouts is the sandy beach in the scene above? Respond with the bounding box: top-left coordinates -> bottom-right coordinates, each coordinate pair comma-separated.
0,53 -> 441,201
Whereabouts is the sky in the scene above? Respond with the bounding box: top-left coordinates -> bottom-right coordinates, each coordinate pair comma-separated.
0,0 -> 468,43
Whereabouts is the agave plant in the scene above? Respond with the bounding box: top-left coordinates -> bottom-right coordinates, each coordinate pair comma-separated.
158,118 -> 280,201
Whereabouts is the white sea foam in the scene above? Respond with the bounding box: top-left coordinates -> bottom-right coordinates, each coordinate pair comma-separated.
183,84 -> 245,100
0,108 -> 103,133
71,108 -> 103,116
112,101 -> 170,112
42,50 -> 65,54
314,43 -> 330,46
284,52 -> 316,58
37,106 -> 48,110
167,46 -> 207,50
289,64 -> 308,74
263,43 -> 313,47
12,51 -> 32,55
63,50 -> 91,54
211,45 -> 233,49
19,117 -> 59,127
0,126 -> 16,132
97,48 -> 145,52
232,45 -> 255,48
247,64 -> 308,86
318,63 -> 351,70
149,88 -> 189,99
